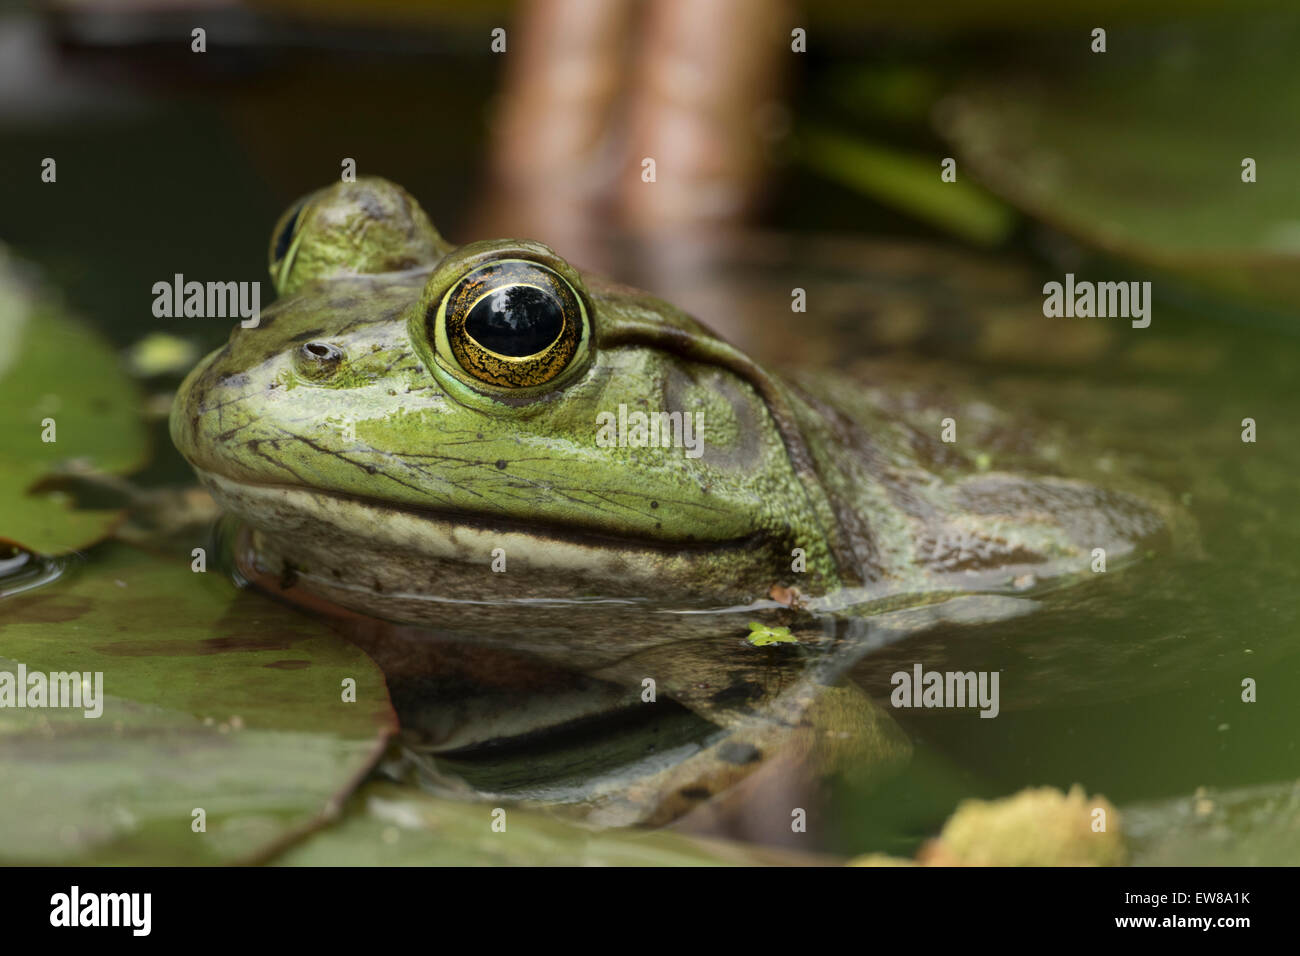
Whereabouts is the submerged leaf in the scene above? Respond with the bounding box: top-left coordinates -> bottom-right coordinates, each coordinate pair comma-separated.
800,128 -> 1015,246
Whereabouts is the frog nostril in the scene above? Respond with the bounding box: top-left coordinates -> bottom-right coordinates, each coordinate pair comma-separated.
296,341 -> 344,379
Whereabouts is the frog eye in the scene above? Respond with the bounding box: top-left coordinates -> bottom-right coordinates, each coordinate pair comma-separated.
268,195 -> 313,292
435,259 -> 585,388
272,201 -> 305,265
267,178 -> 449,297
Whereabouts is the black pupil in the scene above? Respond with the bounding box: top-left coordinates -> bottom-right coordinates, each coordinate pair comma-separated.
465,285 -> 564,356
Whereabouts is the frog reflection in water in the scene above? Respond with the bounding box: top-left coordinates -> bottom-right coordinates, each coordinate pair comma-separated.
171,178 -> 1174,829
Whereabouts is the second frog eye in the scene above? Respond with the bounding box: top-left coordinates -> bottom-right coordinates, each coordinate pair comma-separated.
436,259 -> 584,388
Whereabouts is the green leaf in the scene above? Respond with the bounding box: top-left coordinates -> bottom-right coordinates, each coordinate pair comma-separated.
0,544 -> 397,864
1124,781 -> 1300,866
746,621 -> 798,647
938,20 -> 1300,315
800,128 -> 1016,246
273,782 -> 819,866
0,255 -> 148,553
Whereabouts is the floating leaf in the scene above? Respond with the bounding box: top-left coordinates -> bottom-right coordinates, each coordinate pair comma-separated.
938,20 -> 1300,315
1124,781 -> 1300,866
0,253 -> 148,553
273,782 -> 820,866
0,544 -> 396,864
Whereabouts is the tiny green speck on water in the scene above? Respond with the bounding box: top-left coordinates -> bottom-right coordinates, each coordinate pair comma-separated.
746,622 -> 797,646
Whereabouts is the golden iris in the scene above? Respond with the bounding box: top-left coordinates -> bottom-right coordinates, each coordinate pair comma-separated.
436,259 -> 583,388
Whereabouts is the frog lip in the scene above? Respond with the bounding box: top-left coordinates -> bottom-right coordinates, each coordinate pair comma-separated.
191,467 -> 751,554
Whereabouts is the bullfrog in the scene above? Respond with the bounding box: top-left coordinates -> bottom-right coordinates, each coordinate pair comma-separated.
170,178 -> 1178,828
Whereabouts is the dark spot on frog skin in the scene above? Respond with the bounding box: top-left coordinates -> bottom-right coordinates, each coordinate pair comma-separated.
678,786 -> 711,801
717,742 -> 763,765
650,501 -> 659,509
365,464 -> 377,474
217,372 -> 251,388
495,460 -> 507,470
279,562 -> 299,589
264,659 -> 311,670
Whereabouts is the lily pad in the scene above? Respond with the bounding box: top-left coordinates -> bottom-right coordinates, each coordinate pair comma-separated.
272,781 -> 823,866
0,544 -> 396,864
1124,780 -> 1300,866
937,19 -> 1300,314
0,252 -> 148,553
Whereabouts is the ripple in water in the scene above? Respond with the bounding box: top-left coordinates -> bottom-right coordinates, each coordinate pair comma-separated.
0,544 -> 68,599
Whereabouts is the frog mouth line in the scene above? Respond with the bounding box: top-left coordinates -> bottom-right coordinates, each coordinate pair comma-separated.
193,468 -> 763,559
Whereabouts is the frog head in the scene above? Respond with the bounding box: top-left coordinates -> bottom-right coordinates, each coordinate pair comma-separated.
171,178 -> 842,616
